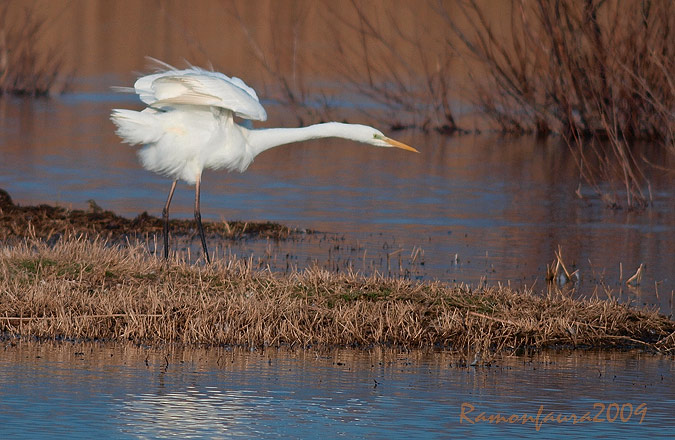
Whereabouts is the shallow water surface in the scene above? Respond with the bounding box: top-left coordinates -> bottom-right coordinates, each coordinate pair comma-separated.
0,341 -> 672,439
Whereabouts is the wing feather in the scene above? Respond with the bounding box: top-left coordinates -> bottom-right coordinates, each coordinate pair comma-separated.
133,63 -> 267,121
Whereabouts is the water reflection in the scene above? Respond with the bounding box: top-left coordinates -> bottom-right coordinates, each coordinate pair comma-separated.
0,341 -> 672,439
120,388 -> 249,438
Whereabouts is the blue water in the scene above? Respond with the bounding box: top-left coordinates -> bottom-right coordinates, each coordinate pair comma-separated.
0,341 -> 672,439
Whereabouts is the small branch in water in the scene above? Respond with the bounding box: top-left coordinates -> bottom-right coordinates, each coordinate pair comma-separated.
0,314 -> 164,321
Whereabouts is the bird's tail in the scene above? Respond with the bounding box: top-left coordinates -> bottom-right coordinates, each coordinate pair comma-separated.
110,109 -> 164,145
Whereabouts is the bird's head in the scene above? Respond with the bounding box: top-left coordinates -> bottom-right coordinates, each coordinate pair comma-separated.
350,125 -> 420,153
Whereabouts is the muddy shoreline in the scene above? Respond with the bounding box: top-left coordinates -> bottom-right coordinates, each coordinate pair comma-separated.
0,188 -> 308,242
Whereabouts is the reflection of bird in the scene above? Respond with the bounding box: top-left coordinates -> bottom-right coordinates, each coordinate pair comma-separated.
111,59 -> 418,262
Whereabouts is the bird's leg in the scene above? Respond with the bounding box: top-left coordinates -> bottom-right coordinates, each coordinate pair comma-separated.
162,180 -> 177,260
194,175 -> 211,263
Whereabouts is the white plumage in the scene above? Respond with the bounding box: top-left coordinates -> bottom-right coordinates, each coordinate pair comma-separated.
133,65 -> 267,121
111,59 -> 419,262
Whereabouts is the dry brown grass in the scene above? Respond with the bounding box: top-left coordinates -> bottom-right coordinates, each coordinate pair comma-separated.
1,236 -> 672,354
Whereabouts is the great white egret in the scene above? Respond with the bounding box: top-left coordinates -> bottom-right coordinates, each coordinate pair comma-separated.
111,59 -> 419,263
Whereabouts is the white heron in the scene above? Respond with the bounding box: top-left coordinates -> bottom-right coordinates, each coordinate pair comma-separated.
111,59 -> 419,263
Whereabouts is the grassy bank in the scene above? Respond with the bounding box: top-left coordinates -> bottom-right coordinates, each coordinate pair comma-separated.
1,236 -> 672,354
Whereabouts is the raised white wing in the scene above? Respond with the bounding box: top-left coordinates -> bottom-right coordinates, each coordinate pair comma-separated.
133,65 -> 267,121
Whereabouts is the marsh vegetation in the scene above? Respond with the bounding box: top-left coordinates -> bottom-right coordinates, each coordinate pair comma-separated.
1,235 -> 672,354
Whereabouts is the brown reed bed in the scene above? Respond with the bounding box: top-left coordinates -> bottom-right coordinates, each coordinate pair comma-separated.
0,188 -> 304,242
1,235 -> 672,354
0,2 -> 70,96
439,0 -> 673,209
446,0 -> 673,142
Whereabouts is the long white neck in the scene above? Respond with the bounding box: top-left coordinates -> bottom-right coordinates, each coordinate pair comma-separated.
245,122 -> 365,157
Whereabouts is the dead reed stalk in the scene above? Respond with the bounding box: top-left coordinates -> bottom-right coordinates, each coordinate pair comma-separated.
228,0 -> 338,126
1,236 -> 672,353
0,2 -> 70,96
324,0 -> 460,133
546,245 -> 579,286
230,0 -> 460,132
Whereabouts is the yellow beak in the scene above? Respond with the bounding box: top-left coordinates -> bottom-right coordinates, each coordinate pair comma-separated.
384,137 -> 420,153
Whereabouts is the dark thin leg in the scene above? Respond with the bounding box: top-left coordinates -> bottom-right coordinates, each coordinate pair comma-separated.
162,180 -> 177,260
194,176 -> 211,263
